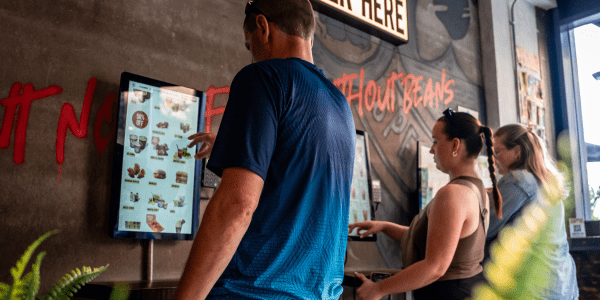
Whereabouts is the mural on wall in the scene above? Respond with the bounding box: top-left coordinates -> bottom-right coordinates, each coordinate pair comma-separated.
312,0 -> 483,267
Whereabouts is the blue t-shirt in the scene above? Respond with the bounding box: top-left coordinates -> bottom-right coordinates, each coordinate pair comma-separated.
207,58 -> 355,299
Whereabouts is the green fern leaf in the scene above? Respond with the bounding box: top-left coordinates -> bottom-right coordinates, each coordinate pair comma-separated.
10,231 -> 56,282
45,264 -> 108,300
23,252 -> 45,300
10,271 -> 35,299
0,282 -> 10,298
6,231 -> 56,300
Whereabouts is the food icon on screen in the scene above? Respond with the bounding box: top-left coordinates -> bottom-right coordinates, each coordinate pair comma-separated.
157,199 -> 168,209
132,111 -> 148,129
155,144 -> 169,156
173,147 -> 192,160
161,97 -> 192,120
132,90 -> 151,104
174,196 -> 185,207
146,214 -> 164,232
151,136 -> 160,146
175,219 -> 186,233
362,189 -> 366,200
131,90 -> 142,104
351,187 -> 356,199
130,192 -> 139,202
363,210 -> 368,221
130,135 -> 148,153
175,171 -> 188,184
129,134 -> 138,147
149,194 -> 163,204
139,136 -> 147,148
180,123 -> 191,133
153,169 -> 166,179
127,163 -> 145,179
156,122 -> 169,129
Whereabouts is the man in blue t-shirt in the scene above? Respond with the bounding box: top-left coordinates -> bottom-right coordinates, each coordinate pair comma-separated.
174,1 -> 355,299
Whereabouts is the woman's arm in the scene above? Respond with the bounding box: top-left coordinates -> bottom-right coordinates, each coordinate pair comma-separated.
380,222 -> 409,242
355,185 -> 470,299
349,221 -> 409,242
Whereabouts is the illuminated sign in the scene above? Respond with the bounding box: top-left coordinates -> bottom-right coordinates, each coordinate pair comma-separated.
310,0 -> 408,45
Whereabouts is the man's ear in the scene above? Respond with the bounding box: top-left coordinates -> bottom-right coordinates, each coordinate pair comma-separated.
255,14 -> 270,44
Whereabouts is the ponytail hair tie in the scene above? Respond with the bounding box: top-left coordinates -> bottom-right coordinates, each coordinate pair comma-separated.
479,126 -> 485,134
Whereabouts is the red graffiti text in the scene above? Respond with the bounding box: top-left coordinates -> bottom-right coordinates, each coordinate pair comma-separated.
1,83 -> 63,163
333,69 -> 455,115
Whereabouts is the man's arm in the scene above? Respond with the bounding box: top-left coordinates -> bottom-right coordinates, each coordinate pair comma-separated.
173,167 -> 264,300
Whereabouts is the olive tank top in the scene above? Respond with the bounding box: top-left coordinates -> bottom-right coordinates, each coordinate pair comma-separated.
401,176 -> 489,281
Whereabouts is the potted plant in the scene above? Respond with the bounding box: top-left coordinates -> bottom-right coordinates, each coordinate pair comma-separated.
0,230 -> 114,300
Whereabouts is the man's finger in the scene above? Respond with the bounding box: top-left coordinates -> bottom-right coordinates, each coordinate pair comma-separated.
188,133 -> 215,147
187,132 -> 202,139
188,138 -> 208,148
195,149 -> 210,159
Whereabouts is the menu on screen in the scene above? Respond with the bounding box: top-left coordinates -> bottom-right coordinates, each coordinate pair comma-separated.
110,72 -> 206,240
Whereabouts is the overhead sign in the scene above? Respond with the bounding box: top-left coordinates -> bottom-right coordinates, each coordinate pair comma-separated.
310,0 -> 408,45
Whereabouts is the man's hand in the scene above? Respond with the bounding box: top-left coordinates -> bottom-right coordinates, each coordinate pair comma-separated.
355,272 -> 385,300
188,133 -> 216,159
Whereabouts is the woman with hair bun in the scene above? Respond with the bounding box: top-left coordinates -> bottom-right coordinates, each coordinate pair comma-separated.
486,124 -> 579,299
349,108 -> 501,300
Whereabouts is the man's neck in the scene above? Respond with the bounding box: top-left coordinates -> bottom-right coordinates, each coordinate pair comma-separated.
270,32 -> 313,63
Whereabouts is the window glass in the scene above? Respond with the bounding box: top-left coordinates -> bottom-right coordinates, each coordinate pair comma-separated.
573,23 -> 600,220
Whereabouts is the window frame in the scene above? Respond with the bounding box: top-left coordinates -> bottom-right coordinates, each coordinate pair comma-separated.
558,14 -> 600,220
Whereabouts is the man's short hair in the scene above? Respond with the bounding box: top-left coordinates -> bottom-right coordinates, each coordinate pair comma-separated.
243,0 -> 315,40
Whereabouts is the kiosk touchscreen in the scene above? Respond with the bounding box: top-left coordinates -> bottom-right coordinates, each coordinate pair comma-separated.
348,130 -> 376,241
109,72 -> 206,240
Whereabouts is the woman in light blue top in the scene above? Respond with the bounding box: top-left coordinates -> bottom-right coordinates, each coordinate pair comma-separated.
486,124 -> 579,299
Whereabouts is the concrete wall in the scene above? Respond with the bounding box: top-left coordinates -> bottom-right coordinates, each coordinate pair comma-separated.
478,0 -> 556,149
0,0 -> 485,298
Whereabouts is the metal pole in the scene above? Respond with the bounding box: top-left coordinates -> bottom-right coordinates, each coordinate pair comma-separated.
148,239 -> 154,282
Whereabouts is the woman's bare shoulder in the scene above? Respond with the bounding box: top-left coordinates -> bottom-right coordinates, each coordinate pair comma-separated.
437,182 -> 478,200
